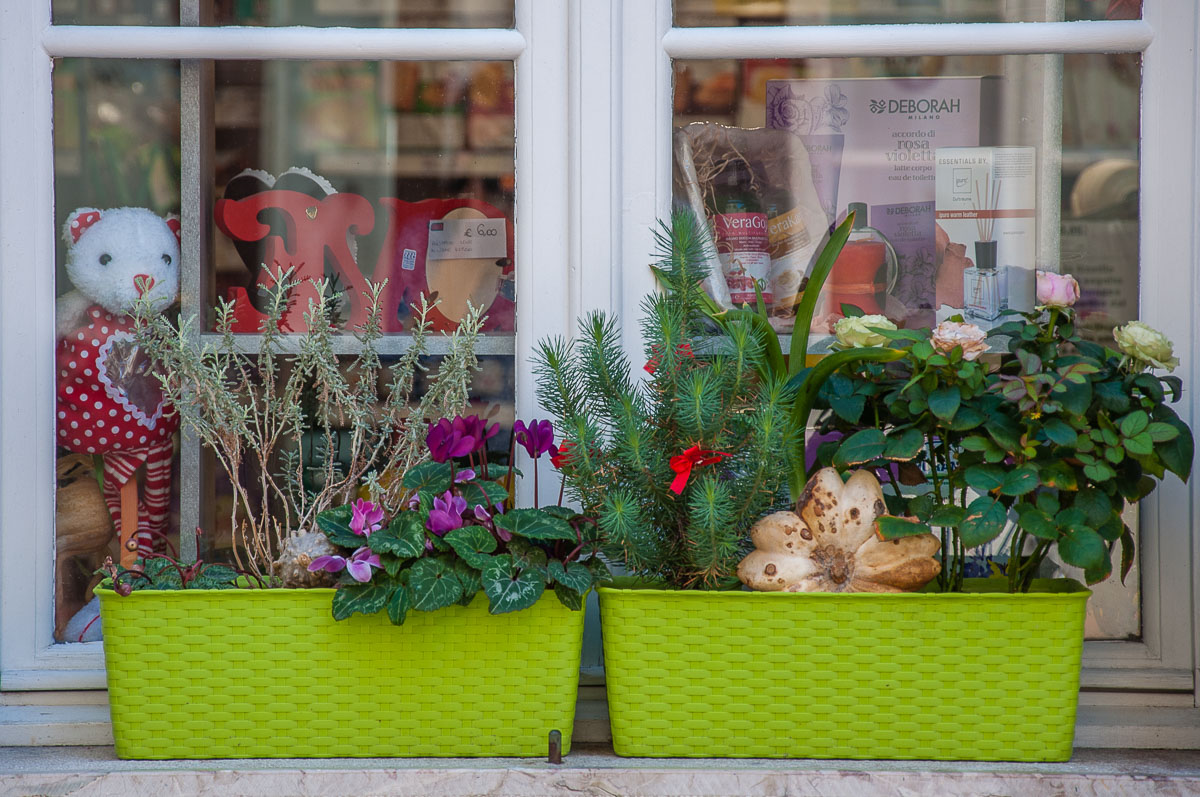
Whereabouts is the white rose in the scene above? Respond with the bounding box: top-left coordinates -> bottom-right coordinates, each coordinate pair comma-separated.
833,314 -> 896,348
1114,321 -> 1178,371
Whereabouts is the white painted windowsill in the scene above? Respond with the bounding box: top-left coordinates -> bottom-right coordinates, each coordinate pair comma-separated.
2,744 -> 1200,797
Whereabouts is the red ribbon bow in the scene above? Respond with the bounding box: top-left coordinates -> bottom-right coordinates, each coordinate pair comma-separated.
668,446 -> 730,495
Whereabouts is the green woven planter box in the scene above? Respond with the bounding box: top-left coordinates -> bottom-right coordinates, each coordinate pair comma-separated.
599,578 -> 1089,761
97,587 -> 584,759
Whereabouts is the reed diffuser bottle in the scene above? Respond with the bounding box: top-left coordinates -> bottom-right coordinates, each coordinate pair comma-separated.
963,175 -> 1008,321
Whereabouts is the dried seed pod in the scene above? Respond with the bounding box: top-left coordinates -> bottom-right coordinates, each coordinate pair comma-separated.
273,530 -> 340,588
737,468 -> 941,593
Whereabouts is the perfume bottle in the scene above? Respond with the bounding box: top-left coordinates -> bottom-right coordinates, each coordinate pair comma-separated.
828,202 -> 898,316
963,240 -> 1008,321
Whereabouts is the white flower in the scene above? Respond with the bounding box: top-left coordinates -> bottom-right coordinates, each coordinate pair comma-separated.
833,314 -> 896,348
931,321 -> 988,362
1114,321 -> 1178,371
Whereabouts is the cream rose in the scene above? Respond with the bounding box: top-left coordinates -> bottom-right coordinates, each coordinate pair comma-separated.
1036,271 -> 1080,308
1114,321 -> 1179,371
833,314 -> 896,348
931,320 -> 988,361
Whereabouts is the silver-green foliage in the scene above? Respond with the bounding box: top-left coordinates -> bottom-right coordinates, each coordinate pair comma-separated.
535,213 -> 798,588
134,271 -> 483,581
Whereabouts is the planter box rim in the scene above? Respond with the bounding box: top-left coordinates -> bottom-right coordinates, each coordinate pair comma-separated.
598,576 -> 1090,599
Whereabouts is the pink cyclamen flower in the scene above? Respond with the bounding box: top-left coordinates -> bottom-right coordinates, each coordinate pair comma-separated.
1036,271 -> 1080,308
931,320 -> 989,362
307,546 -> 381,583
348,498 -> 384,538
426,491 -> 468,536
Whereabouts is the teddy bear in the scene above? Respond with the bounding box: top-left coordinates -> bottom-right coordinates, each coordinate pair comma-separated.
56,206 -> 181,567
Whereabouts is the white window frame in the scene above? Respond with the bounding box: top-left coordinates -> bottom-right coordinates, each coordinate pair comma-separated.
0,0 -> 570,692
610,0 -> 1200,746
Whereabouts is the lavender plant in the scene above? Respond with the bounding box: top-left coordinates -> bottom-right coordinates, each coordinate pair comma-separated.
133,269 -> 484,584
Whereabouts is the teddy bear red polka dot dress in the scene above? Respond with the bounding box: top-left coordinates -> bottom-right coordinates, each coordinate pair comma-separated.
56,306 -> 178,556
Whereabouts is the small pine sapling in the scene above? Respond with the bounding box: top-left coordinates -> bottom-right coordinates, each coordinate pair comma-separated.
535,213 -> 798,588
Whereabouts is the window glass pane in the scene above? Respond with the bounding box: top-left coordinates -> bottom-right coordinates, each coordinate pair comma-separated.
675,0 -> 1140,25
212,0 -> 513,27
52,58 -> 182,643
673,52 -> 1140,638
200,59 -> 517,574
53,0 -> 178,24
212,60 -> 515,337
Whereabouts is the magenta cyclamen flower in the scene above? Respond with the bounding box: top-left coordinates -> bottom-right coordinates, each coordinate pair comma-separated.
513,419 -> 558,460
307,546 -> 382,583
426,491 -> 468,536
348,498 -> 384,537
426,417 -> 479,463
460,415 -> 500,449
475,502 -> 511,541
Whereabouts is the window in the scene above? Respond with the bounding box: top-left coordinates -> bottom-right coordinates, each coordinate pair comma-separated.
2,0 -> 1196,746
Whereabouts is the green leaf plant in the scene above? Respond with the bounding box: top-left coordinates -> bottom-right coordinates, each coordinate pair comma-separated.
813,290 -> 1192,593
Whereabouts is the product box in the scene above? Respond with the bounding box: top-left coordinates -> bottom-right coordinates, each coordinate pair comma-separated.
765,76 -> 999,328
934,146 -> 1037,327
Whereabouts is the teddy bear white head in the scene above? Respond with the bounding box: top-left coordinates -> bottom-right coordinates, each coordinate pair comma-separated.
62,207 -> 181,317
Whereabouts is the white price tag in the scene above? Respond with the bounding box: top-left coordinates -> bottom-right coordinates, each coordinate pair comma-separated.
426,218 -> 507,261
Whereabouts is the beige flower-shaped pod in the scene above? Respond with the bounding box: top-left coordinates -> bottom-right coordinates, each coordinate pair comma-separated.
737,468 -> 941,593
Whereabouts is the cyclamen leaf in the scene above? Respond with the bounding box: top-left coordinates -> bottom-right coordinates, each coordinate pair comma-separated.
401,461 -> 453,491
494,509 -> 577,542
191,564 -> 240,589
547,559 -> 593,594
331,581 -> 394,621
832,429 -> 888,468
315,505 -> 362,548
371,513 -> 427,559
482,554 -> 546,615
444,524 -> 499,569
386,584 -> 412,625
406,557 -> 464,612
450,559 -> 483,606
461,479 -> 509,509
553,582 -> 584,611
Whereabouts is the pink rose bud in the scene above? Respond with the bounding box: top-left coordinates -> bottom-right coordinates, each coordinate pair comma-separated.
1036,271 -> 1080,308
